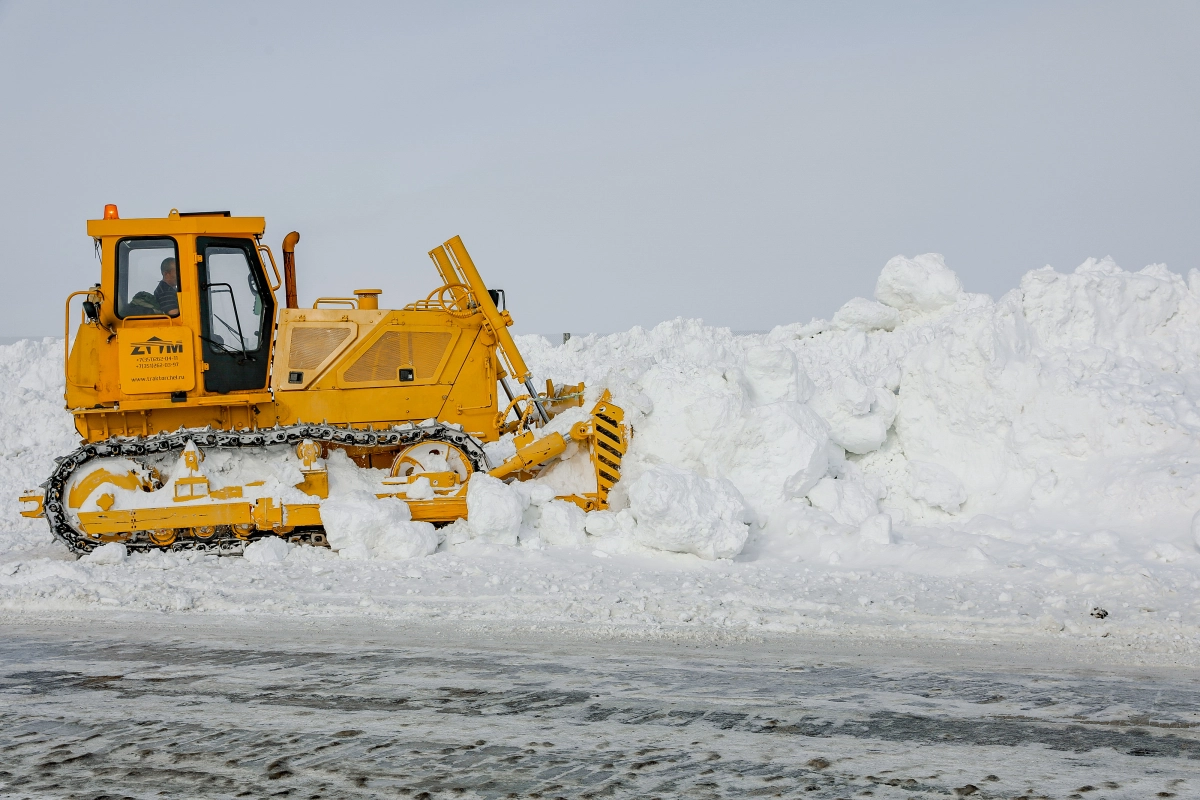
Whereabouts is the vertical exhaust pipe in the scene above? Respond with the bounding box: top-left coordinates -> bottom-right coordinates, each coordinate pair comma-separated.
282,231 -> 300,309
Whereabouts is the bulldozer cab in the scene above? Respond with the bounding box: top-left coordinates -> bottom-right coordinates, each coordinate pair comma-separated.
81,209 -> 278,407
112,234 -> 274,393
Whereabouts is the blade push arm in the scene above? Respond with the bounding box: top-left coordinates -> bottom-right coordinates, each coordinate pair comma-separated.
429,236 -> 549,423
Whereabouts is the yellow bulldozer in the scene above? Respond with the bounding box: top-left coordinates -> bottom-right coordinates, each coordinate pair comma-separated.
20,205 -> 627,555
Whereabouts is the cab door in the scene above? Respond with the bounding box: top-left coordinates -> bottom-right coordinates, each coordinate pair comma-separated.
196,237 -> 274,393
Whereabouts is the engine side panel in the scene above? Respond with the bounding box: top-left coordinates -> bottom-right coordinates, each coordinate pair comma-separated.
270,307 -> 499,441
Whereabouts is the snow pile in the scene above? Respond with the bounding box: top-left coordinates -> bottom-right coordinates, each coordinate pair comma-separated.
520,254 -> 1200,584
860,258 -> 1200,532
0,338 -> 78,557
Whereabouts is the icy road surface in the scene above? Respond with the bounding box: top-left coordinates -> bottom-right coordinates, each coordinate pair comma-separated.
0,618 -> 1197,799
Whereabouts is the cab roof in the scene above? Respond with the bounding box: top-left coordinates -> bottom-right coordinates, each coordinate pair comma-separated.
87,210 -> 265,238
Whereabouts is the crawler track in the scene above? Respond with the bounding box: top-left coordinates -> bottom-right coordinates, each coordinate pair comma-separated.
41,422 -> 490,555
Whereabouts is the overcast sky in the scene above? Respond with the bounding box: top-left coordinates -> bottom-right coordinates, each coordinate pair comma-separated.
1,1 -> 1197,337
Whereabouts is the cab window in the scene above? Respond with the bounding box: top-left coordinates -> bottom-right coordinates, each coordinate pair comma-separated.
204,246 -> 265,351
116,238 -> 179,318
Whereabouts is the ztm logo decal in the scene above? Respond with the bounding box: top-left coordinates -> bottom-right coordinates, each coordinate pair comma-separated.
130,336 -> 184,356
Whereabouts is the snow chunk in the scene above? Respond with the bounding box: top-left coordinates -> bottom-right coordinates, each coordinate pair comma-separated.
583,510 -> 620,537
321,490 -> 436,560
875,253 -> 962,314
859,513 -> 894,545
537,500 -> 588,548
714,402 -> 832,515
832,297 -> 901,332
807,476 -> 880,526
1148,541 -> 1184,563
513,480 -> 555,509
243,536 -> 293,565
628,464 -> 750,560
374,522 -> 438,560
405,477 -> 435,501
466,473 -> 523,546
82,542 -> 127,565
809,378 -> 897,455
743,346 -> 814,404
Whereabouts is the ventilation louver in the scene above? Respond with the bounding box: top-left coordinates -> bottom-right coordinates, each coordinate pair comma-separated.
344,331 -> 452,383
288,327 -> 352,371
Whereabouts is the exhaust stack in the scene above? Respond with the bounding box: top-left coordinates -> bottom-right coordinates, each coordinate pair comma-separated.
282,231 -> 300,309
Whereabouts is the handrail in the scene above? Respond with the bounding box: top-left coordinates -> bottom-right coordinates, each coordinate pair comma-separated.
313,297 -> 358,309
402,283 -> 477,316
258,244 -> 282,292
427,248 -> 474,309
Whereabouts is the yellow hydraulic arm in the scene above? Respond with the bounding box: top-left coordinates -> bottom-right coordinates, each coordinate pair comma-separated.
429,236 -> 549,423
487,390 -> 627,511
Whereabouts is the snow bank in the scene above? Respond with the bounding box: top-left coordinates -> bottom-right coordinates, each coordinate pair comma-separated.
6,253 -> 1200,647
513,254 -> 1200,635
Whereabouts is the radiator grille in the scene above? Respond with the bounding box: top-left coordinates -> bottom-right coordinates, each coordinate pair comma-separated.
288,327 -> 351,370
344,331 -> 452,383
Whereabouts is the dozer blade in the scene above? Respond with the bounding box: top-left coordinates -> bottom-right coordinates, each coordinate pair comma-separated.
487,389 -> 629,512
587,391 -> 628,507
556,390 -> 629,513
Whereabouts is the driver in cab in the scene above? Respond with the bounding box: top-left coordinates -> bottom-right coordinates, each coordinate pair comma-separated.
154,257 -> 180,317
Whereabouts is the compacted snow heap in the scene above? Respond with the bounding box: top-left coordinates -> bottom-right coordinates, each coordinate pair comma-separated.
519,252 -> 1200,577
5,252 -> 1200,594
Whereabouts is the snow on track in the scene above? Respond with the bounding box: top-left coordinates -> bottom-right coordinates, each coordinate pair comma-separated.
3,254 -> 1200,651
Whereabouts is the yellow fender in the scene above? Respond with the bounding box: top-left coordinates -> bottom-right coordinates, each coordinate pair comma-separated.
68,468 -> 145,510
